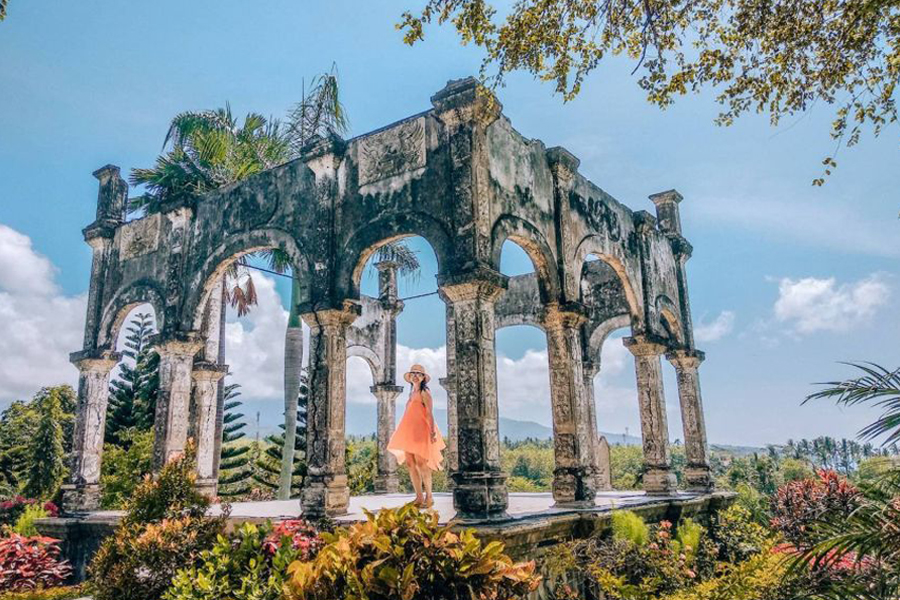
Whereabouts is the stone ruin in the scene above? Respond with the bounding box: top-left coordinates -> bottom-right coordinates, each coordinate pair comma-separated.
64,77 -> 713,521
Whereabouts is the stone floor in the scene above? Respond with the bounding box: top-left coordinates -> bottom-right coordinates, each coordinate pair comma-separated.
216,490 -> 700,524
76,490 -> 703,524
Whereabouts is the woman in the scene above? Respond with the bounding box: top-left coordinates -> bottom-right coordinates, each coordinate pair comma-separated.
387,364 -> 446,508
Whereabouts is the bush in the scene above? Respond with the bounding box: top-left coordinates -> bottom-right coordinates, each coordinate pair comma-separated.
0,499 -> 56,530
709,504 -> 772,564
165,520 -> 322,600
0,534 -> 71,592
99,429 -> 154,509
89,443 -> 227,600
12,505 -> 49,537
0,584 -> 85,600
770,469 -> 859,547
285,504 -> 541,600
611,511 -> 649,546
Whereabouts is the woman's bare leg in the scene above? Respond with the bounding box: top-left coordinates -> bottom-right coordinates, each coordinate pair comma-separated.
406,452 -> 424,503
422,463 -> 434,506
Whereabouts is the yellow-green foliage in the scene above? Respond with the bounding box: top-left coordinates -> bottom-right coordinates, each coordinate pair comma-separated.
12,504 -> 48,536
660,546 -> 788,600
285,504 -> 541,600
0,585 -> 86,600
675,518 -> 703,555
611,511 -> 649,546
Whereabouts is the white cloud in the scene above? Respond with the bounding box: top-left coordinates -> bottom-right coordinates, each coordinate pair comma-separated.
0,223 -> 85,401
694,310 -> 735,342
773,274 -> 890,334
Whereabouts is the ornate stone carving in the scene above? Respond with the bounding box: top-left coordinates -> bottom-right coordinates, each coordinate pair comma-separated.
118,214 -> 161,260
358,117 -> 426,186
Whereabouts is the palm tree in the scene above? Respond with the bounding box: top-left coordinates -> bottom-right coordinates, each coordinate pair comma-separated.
795,362 -> 900,598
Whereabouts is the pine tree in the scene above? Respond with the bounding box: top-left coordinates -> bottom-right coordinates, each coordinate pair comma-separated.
217,381 -> 254,498
107,313 -> 159,445
254,372 -> 308,496
23,387 -> 66,500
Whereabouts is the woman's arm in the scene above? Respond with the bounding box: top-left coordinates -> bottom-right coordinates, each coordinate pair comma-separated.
423,389 -> 437,440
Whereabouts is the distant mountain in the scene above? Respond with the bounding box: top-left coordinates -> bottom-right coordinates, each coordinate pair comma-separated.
237,400 -> 644,445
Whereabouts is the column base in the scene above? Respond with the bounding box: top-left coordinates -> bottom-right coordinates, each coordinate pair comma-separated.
373,473 -> 400,494
194,478 -> 218,499
552,467 -> 597,507
685,466 -> 715,492
452,471 -> 509,521
301,474 -> 350,518
61,483 -> 101,514
643,467 -> 678,495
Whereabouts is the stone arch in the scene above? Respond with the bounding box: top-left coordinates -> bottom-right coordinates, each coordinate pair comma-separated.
655,295 -> 684,345
183,228 -> 311,332
97,280 -> 166,349
340,211 -> 454,301
490,215 -> 560,304
586,314 -> 631,366
347,345 -> 383,384
573,235 -> 643,328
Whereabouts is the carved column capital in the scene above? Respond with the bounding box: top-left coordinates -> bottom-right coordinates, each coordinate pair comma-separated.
437,267 -> 508,303
191,361 -> 228,382
666,348 -> 705,370
300,302 -> 361,329
69,349 -> 121,374
156,333 -> 204,358
541,301 -> 590,330
622,334 -> 669,357
546,146 -> 581,188
370,383 -> 404,398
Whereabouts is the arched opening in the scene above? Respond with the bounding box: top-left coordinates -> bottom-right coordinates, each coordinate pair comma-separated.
187,244 -> 311,503
495,239 -> 554,493
350,235 -> 447,496
101,303 -> 159,509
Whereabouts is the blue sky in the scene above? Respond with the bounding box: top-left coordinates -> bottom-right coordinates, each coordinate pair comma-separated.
0,1 -> 897,447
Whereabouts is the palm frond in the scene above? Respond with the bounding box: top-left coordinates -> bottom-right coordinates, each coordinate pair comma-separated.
805,362 -> 900,444
374,241 -> 421,283
258,248 -> 293,274
286,63 -> 350,157
0,0 -> 7,21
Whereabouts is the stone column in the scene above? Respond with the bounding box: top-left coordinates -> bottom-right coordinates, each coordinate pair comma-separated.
438,375 -> 458,491
153,335 -> 203,469
61,350 -> 121,512
583,358 -> 611,491
596,436 -> 612,490
300,303 -> 359,518
192,361 -> 227,497
667,349 -> 713,490
438,268 -> 508,520
372,383 -> 403,493
623,335 -> 677,494
544,304 -> 596,506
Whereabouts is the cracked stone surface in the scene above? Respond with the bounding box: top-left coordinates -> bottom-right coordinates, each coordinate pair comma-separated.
65,76 -> 713,518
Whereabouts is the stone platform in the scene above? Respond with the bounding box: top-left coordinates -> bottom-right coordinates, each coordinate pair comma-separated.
37,490 -> 733,581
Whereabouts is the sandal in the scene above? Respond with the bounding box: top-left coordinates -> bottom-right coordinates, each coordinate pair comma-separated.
412,497 -> 426,508
425,496 -> 434,508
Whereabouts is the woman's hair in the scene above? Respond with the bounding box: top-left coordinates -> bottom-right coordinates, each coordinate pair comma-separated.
410,379 -> 429,392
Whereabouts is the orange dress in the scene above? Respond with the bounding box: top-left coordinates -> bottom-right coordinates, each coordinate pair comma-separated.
387,389 -> 446,471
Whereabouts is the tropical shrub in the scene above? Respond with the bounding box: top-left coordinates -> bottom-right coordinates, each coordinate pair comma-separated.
89,444 -> 227,600
99,429 -> 153,509
0,534 -> 71,592
285,504 -> 540,600
769,469 -> 860,547
611,510 -> 649,546
12,505 -> 49,537
708,504 -> 772,564
0,585 -> 85,600
165,520 -> 322,600
0,498 -> 56,530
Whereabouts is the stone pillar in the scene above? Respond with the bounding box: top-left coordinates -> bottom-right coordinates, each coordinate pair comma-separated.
61,350 -> 121,513
623,335 -> 677,494
438,375 -> 458,491
300,303 -> 359,518
544,304 -> 596,506
372,383 -> 403,493
596,436 -> 612,490
191,361 -> 227,497
667,349 -> 713,490
152,335 -> 203,469
438,268 -> 508,521
583,358 -> 611,491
